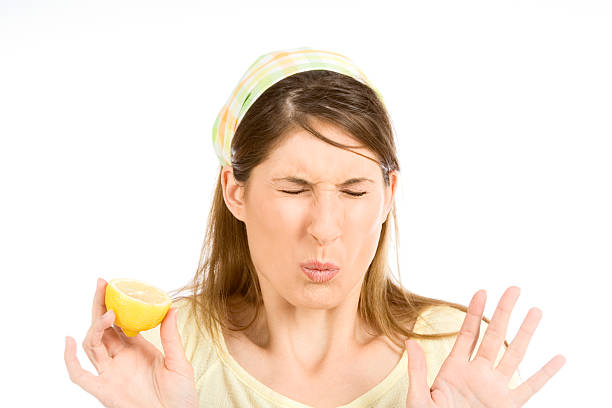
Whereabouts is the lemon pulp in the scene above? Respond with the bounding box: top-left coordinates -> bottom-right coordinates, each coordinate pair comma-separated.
105,278 -> 172,337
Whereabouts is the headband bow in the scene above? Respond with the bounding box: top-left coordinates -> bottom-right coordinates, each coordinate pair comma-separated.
212,46 -> 386,167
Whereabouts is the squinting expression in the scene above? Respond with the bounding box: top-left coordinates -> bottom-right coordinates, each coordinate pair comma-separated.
226,120 -> 397,309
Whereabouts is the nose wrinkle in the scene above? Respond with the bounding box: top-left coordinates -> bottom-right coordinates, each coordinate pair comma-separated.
308,191 -> 344,245
311,190 -> 341,216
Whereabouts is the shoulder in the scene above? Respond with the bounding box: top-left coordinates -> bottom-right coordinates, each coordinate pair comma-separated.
140,297 -> 211,355
139,298 -> 191,351
413,304 -> 494,353
413,304 -> 471,335
140,297 -> 218,382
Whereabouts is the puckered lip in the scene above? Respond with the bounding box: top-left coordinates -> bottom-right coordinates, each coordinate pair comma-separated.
299,259 -> 340,271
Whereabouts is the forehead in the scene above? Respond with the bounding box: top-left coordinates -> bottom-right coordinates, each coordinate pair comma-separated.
263,122 -> 380,180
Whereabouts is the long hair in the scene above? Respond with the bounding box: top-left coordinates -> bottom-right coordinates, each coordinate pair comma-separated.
168,70 -> 508,352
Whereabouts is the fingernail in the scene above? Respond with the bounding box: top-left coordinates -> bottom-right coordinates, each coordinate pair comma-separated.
97,278 -> 103,289
104,310 -> 113,319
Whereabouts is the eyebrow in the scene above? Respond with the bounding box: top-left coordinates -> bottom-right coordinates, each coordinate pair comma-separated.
272,176 -> 375,187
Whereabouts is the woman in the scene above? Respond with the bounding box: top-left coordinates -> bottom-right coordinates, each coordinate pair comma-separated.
64,47 -> 566,408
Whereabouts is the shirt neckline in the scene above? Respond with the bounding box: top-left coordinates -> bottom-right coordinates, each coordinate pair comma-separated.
213,320 -> 408,408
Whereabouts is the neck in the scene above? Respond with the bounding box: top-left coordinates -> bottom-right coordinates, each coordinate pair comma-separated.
227,284 -> 378,376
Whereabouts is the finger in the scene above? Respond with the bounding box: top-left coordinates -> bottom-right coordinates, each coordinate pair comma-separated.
448,289 -> 487,361
475,286 -> 520,366
404,339 -> 430,404
93,278 -> 130,356
92,278 -> 107,323
160,308 -> 191,373
65,335 -> 101,397
82,310 -> 115,374
511,355 -> 566,406
496,307 -> 542,379
112,323 -> 147,347
103,325 -> 127,357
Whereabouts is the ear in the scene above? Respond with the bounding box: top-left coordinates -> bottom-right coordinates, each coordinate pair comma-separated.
221,165 -> 247,222
382,170 -> 398,223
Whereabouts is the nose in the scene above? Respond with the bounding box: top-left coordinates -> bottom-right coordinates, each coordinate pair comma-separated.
306,190 -> 342,246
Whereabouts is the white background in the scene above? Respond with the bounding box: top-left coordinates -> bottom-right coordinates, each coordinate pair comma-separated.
1,0 -> 609,406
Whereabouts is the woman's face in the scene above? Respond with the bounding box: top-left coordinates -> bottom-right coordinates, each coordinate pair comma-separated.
222,120 -> 397,309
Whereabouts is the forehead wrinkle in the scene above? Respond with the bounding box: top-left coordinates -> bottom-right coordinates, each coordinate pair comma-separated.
271,176 -> 374,187
267,140 -> 381,188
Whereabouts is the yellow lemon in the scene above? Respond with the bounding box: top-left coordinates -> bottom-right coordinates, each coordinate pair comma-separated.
104,278 -> 172,337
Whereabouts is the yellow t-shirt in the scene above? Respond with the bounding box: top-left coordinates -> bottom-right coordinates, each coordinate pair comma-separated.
141,298 -> 522,407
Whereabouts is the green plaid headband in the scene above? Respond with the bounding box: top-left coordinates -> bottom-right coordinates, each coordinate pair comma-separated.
211,46 -> 386,167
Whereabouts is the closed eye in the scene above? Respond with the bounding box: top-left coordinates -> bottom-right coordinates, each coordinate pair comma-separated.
280,190 -> 367,197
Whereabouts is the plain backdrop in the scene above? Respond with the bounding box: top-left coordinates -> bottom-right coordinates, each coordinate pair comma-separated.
1,0 -> 610,406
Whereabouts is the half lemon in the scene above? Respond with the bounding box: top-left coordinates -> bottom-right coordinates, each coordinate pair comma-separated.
104,278 -> 172,337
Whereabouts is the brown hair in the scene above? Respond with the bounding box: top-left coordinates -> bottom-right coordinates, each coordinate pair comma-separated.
169,70 -> 508,352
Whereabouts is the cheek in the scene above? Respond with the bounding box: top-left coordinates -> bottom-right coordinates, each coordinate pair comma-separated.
344,199 -> 383,236
262,197 -> 382,233
246,194 -> 383,247
256,199 -> 304,237
243,198 -> 300,266
345,202 -> 384,260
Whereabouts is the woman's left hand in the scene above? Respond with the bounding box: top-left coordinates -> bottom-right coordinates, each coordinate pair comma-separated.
404,286 -> 566,408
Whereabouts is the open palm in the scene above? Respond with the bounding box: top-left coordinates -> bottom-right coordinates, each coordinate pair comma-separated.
404,286 -> 566,408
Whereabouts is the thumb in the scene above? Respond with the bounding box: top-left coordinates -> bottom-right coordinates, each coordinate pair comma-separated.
160,307 -> 189,372
405,339 -> 430,404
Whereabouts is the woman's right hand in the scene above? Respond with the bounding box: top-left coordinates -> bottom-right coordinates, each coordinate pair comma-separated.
64,278 -> 197,408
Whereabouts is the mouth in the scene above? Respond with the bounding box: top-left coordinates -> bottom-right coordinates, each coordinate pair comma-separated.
300,260 -> 340,271
301,266 -> 340,283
